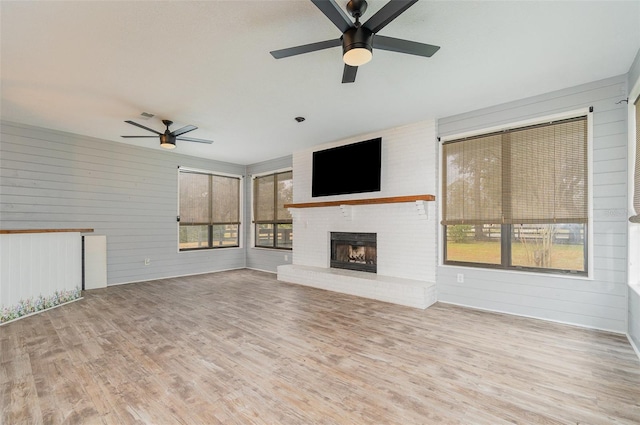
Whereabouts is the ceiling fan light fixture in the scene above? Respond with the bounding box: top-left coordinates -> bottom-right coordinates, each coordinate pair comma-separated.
160,134 -> 176,150
343,47 -> 372,66
342,27 -> 373,67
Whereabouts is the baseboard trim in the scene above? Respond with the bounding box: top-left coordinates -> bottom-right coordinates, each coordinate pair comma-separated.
438,300 -> 626,335
106,267 -> 246,287
245,267 -> 277,275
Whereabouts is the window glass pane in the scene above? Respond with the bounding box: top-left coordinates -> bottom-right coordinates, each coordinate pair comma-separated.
445,224 -> 501,265
211,224 -> 239,247
255,224 -> 274,248
511,224 -> 585,272
179,225 -> 209,250
276,224 -> 293,249
211,175 -> 239,223
276,171 -> 293,221
179,172 -> 209,224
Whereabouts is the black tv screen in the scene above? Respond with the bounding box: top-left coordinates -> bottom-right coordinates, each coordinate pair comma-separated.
312,137 -> 382,197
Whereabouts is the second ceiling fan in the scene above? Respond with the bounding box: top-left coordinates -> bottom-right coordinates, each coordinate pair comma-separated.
270,0 -> 440,83
121,119 -> 213,150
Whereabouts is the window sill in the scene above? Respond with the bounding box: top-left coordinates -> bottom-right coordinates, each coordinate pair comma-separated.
252,246 -> 292,252
179,246 -> 243,253
439,263 -> 593,281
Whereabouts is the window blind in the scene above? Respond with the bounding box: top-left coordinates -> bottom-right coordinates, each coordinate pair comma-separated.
631,95 -> 640,223
442,116 -> 588,225
276,171 -> 293,222
254,175 -> 275,222
211,174 -> 240,224
179,172 -> 210,225
179,171 -> 240,225
253,171 -> 292,223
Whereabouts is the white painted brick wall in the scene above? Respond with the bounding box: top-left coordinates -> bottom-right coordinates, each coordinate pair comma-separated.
290,119 -> 438,284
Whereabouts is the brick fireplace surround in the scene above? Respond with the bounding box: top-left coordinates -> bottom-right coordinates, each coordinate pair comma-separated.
277,195 -> 437,309
277,120 -> 438,309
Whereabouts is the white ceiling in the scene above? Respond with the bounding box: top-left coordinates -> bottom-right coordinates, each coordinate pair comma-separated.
2,1 -> 639,165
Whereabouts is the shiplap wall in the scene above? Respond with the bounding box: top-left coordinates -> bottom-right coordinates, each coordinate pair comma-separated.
437,75 -> 630,333
245,155 -> 293,273
0,121 -> 246,285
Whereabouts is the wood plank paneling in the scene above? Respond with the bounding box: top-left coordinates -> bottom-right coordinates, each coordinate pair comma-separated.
0,121 -> 247,286
437,75 -> 631,332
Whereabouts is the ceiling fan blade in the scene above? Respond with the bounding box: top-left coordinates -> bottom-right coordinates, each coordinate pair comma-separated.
342,64 -> 358,83
121,135 -> 159,138
177,137 -> 213,144
124,120 -> 162,135
310,0 -> 353,33
171,125 -> 197,137
373,35 -> 440,57
271,38 -> 341,59
363,0 -> 418,33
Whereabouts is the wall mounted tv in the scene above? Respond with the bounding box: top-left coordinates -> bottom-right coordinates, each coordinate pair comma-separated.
312,137 -> 382,197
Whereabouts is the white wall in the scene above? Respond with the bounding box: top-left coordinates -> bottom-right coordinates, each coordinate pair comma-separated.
437,76 -> 629,333
291,119 -> 438,283
0,232 -> 81,308
0,121 -> 247,285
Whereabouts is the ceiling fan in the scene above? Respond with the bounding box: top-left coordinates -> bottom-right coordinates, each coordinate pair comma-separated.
121,119 -> 213,150
270,0 -> 440,83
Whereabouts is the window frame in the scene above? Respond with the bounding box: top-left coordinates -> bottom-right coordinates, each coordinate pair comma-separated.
177,167 -> 243,251
628,80 -> 640,292
252,169 -> 293,250
439,109 -> 593,277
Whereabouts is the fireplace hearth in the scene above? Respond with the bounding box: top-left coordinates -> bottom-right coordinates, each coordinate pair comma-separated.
330,232 -> 377,273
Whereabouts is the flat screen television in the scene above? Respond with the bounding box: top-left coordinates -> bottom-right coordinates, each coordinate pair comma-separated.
312,137 -> 382,197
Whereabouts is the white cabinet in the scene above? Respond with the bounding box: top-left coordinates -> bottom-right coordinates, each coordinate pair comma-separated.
83,235 -> 107,289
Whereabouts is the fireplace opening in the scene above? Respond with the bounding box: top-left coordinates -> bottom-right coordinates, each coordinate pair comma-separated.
330,232 -> 377,273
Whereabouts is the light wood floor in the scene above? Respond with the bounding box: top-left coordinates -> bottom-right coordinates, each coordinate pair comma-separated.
2,269 -> 639,424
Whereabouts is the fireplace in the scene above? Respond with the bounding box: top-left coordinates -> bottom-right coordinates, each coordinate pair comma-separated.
330,232 -> 377,273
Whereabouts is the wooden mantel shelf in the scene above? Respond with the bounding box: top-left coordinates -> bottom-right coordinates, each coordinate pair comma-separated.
0,229 -> 94,234
284,194 -> 435,209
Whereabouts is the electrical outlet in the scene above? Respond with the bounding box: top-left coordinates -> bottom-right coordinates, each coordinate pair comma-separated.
284,254 -> 289,261
456,273 -> 464,283
144,258 -> 151,266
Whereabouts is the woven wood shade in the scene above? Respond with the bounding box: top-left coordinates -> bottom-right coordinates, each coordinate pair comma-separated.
442,116 -> 588,225
253,171 -> 292,223
179,171 -> 240,225
631,96 -> 640,223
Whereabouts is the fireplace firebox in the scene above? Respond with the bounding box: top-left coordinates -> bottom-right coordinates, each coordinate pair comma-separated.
330,232 -> 377,273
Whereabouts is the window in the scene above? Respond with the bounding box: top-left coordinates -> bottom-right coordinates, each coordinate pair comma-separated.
631,94 -> 640,223
253,171 -> 293,249
442,115 -> 589,274
179,169 -> 241,250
